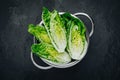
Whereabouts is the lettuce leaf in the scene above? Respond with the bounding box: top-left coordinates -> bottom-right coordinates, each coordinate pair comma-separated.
42,7 -> 67,52
61,13 -> 87,60
28,24 -> 51,43
31,42 -> 71,64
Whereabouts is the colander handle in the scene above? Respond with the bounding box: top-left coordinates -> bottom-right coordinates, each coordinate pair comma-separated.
73,12 -> 94,37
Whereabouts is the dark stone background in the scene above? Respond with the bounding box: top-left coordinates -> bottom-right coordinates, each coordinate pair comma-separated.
0,0 -> 120,80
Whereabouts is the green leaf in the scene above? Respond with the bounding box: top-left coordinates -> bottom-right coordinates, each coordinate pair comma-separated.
28,24 -> 51,43
42,7 -> 51,29
61,13 -> 87,60
31,43 -> 71,64
42,8 -> 67,52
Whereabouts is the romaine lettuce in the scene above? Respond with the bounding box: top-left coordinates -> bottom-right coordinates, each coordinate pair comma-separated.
42,8 -> 67,52
28,24 -> 51,43
31,43 -> 71,64
61,13 -> 87,60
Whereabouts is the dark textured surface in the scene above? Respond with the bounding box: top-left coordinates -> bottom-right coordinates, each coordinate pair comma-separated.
0,0 -> 120,80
